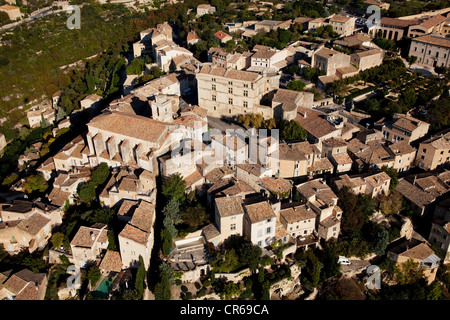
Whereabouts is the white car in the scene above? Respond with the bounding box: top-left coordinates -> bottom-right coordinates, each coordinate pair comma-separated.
338,256 -> 351,265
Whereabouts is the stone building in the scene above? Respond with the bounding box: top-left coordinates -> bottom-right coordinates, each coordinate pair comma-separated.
408,33 -> 450,68
196,64 -> 279,119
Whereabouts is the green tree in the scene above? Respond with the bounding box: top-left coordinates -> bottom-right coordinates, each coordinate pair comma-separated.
373,228 -> 389,256
154,271 -> 171,300
162,199 -> 182,225
337,187 -> 364,232
180,204 -> 207,231
135,256 -> 146,298
87,265 -> 101,287
86,207 -> 116,225
23,174 -> 48,194
90,162 -> 110,186
381,165 -> 399,190
280,120 -> 308,141
303,67 -> 317,81
51,232 -> 65,249
162,173 -> 186,203
238,241 -> 262,272
286,80 -> 306,92
161,229 -> 173,256
78,182 -> 96,204
2,173 -> 19,187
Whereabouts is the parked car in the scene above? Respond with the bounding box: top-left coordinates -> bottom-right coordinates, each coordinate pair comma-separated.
338,256 -> 351,265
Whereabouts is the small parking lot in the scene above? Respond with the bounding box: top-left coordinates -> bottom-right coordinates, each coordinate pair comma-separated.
340,260 -> 371,274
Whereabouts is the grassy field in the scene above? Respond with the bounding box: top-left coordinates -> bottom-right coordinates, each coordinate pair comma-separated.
0,2 -> 146,127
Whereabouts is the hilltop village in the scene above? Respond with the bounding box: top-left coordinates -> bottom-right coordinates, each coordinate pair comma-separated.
0,0 -> 449,301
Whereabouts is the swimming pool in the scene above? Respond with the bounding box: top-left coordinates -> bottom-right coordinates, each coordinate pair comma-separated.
93,277 -> 113,298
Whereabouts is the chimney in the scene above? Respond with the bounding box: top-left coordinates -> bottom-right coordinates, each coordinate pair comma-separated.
413,175 -> 417,186
90,231 -> 95,242
303,112 -> 307,118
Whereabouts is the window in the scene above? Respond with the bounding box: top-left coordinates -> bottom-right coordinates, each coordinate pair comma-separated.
212,78 -> 216,82
212,84 -> 216,91
243,101 -> 248,108
266,218 -> 272,223
257,229 -> 263,237
212,95 -> 216,101
228,87 -> 233,94
244,84 -> 249,88
243,90 -> 248,97
230,223 -> 236,231
228,81 -> 233,85
266,227 -> 271,234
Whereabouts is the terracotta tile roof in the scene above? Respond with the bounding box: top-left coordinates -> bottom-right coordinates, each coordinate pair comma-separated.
187,31 -> 200,41
323,137 -> 348,148
130,201 -> 155,233
252,47 -> 278,59
353,48 -> 383,58
308,157 -> 334,172
293,17 -> 312,24
14,282 -> 40,300
174,115 -> 207,128
202,223 -> 221,241
275,223 -> 289,240
389,141 -> 416,155
118,176 -> 139,192
244,200 -> 276,223
48,188 -> 70,207
3,274 -> 28,295
332,152 -> 353,166
261,177 -> 292,194
237,163 -> 265,176
319,213 -> 340,228
99,250 -> 123,272
279,143 -> 307,161
380,17 -> 420,28
297,179 -> 337,204
199,64 -> 261,82
214,30 -> 231,41
180,105 -> 208,118
71,225 -> 107,248
295,107 -> 337,139
329,14 -> 353,23
183,170 -> 204,188
364,171 -> 390,188
396,179 -> 435,208
314,47 -> 342,59
117,200 -> 139,217
17,213 -> 51,236
204,166 -> 235,183
219,179 -> 254,196
334,174 -> 365,190
337,65 -> 359,75
419,14 -> 446,29
88,112 -> 169,144
3,269 -> 46,298
280,205 -> 316,224
119,224 -> 148,244
420,131 -> 450,150
399,242 -> 436,261
215,196 -> 244,217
